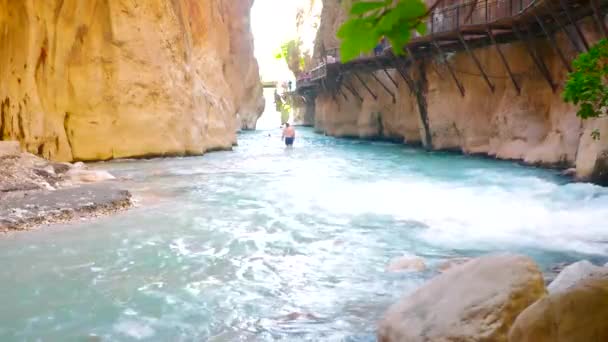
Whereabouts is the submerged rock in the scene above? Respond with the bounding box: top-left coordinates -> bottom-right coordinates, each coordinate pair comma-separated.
279,312 -> 319,321
386,256 -> 426,272
0,184 -> 131,231
65,169 -> 116,184
509,278 -> 608,342
548,260 -> 608,293
378,254 -> 545,342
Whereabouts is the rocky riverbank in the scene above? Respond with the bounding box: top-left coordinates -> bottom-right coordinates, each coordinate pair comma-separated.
0,142 -> 131,231
379,254 -> 608,341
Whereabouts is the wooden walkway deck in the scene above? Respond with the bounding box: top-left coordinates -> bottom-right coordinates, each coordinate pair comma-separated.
296,0 -> 608,98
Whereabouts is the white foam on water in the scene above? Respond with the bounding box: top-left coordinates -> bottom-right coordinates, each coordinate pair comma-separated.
282,172 -> 608,255
113,320 -> 155,340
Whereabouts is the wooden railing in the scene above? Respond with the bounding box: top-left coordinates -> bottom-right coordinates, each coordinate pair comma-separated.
428,0 -> 536,34
300,0 -> 548,91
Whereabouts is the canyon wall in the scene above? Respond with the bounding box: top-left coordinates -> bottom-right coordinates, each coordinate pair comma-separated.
303,1 -> 608,183
0,0 -> 264,161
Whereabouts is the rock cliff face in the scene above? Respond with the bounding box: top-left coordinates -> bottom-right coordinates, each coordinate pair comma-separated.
0,0 -> 263,161
301,1 -> 608,183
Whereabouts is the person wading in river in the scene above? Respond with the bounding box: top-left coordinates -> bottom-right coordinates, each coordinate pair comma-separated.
282,123 -> 296,147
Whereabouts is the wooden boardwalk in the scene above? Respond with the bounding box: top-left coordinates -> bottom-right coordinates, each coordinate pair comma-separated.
296,0 -> 608,98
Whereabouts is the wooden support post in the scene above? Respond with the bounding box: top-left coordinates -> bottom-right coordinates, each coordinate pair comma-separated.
343,81 -> 363,102
405,47 -> 416,64
371,72 -> 396,103
591,0 -> 608,39
457,32 -> 494,92
559,0 -> 589,51
432,41 -> 465,97
374,59 -> 398,88
546,1 -> 581,53
383,69 -> 398,88
534,13 -> 572,72
394,59 -> 416,95
513,25 -> 555,92
353,72 -> 378,100
486,27 -> 520,95
337,86 -> 348,101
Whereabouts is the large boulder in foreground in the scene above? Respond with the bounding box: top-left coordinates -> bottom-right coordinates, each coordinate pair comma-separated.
509,278 -> 608,342
378,254 -> 546,342
547,260 -> 608,293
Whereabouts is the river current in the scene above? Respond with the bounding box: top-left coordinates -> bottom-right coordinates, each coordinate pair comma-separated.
1,128 -> 608,341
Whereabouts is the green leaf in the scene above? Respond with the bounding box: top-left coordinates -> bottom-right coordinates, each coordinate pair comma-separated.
393,0 -> 427,22
350,1 -> 387,15
415,22 -> 427,36
562,38 -> 608,121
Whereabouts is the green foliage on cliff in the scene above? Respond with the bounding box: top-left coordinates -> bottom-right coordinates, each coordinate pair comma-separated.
274,90 -> 291,124
563,39 -> 608,120
337,0 -> 428,62
275,40 -> 301,65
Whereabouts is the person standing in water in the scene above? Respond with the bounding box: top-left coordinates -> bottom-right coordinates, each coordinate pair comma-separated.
282,123 -> 296,147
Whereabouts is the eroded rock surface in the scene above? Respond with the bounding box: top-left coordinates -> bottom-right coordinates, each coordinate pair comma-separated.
378,254 -> 546,342
1,151 -> 131,230
509,277 -> 608,342
0,185 -> 131,231
548,260 -> 608,293
0,0 -> 263,161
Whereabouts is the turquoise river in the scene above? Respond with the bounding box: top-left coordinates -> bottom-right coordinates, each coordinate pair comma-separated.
1,128 -> 608,341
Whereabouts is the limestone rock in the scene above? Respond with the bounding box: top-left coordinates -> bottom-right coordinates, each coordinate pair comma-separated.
548,260 -> 608,294
50,162 -> 72,175
0,141 -> 20,157
437,257 -> 471,273
0,0 -> 263,161
509,278 -> 608,342
575,116 -> 608,183
0,153 -> 58,192
377,254 -> 546,342
386,256 -> 426,273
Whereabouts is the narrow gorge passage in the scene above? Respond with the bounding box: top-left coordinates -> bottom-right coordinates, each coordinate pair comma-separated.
1,128 -> 607,341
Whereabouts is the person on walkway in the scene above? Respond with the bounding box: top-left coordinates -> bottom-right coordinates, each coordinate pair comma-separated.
282,123 -> 296,147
